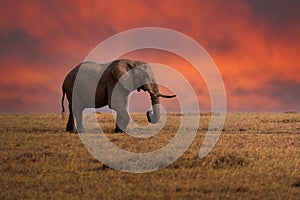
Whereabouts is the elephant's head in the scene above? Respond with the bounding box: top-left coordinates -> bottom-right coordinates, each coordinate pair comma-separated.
112,59 -> 176,124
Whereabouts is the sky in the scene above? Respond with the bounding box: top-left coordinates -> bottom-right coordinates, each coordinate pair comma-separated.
0,0 -> 299,113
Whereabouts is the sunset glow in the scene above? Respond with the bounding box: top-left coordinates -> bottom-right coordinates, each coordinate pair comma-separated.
0,0 -> 299,113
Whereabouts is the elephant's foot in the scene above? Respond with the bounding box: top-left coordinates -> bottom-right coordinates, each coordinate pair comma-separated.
114,125 -> 125,133
66,126 -> 76,133
76,127 -> 85,134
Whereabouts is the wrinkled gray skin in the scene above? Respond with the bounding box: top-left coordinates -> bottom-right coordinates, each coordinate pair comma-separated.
61,59 -> 176,133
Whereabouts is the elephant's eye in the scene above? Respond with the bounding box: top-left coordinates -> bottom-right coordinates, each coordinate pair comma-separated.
142,74 -> 147,79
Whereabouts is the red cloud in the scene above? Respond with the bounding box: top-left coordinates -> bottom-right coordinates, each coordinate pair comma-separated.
0,0 -> 299,112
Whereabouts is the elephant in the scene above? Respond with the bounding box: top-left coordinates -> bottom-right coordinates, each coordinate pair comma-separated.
61,59 -> 176,133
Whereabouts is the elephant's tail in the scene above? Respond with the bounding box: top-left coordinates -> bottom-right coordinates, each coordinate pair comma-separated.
61,86 -> 65,113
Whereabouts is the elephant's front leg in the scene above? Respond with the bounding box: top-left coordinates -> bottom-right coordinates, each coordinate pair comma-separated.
113,96 -> 130,133
114,109 -> 130,133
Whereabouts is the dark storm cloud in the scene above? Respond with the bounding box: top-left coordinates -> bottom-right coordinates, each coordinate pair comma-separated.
0,82 -> 54,113
0,28 -> 61,64
206,34 -> 237,54
248,0 -> 300,28
0,82 -> 51,96
0,29 -> 39,60
234,79 -> 300,111
267,79 -> 300,108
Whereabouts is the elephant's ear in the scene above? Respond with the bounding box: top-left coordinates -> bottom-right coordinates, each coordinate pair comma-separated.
112,62 -> 135,91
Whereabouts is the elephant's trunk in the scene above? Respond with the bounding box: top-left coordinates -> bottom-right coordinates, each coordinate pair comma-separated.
146,96 -> 160,124
145,84 -> 176,124
145,84 -> 161,124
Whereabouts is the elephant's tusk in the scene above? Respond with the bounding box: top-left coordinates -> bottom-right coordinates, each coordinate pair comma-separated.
147,89 -> 177,98
147,89 -> 157,96
158,93 -> 177,98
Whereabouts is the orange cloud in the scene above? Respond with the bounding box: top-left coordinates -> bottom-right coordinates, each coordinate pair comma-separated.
0,0 -> 299,112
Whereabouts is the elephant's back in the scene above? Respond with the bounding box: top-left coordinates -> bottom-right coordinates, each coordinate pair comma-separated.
79,61 -> 108,74
64,61 -> 109,85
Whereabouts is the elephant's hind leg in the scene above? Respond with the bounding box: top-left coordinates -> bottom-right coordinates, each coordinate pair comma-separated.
66,104 -> 75,132
114,124 -> 126,133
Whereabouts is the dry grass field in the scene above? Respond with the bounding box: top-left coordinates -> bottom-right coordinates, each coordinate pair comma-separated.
1,112 -> 300,199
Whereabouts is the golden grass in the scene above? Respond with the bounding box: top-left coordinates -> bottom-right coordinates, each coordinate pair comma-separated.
0,113 -> 300,199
